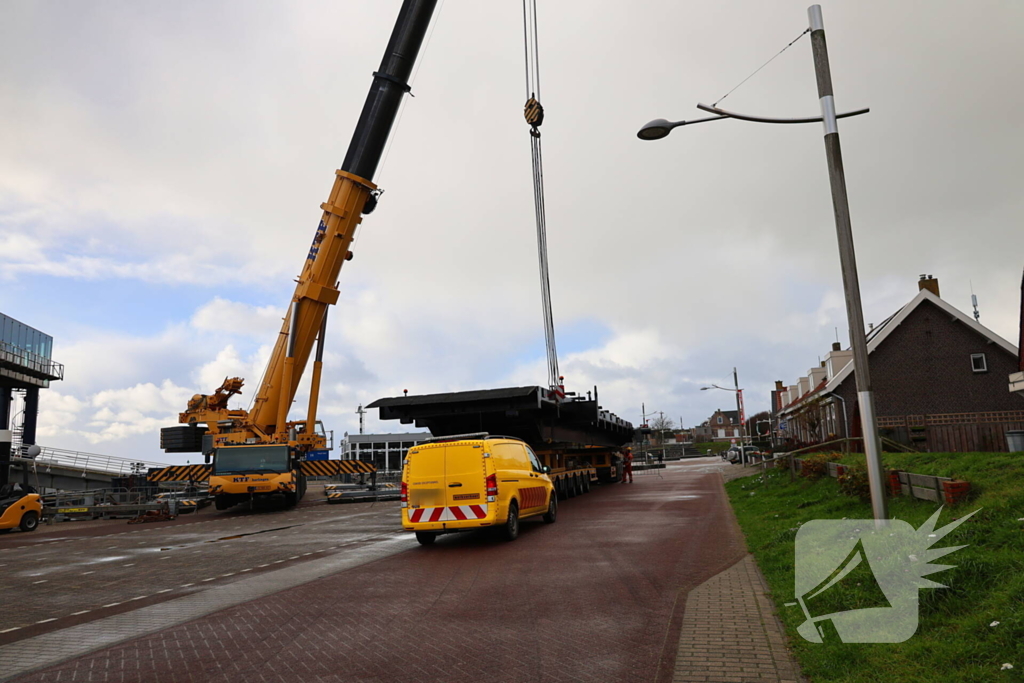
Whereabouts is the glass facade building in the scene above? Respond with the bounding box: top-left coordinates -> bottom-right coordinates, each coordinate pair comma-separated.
1,313 -> 53,360
0,312 -> 62,385
342,432 -> 431,472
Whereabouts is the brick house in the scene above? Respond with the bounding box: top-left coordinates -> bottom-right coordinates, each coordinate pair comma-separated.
778,276 -> 1024,452
706,409 -> 742,441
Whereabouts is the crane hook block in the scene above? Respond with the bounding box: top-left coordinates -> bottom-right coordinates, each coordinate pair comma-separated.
524,97 -> 544,128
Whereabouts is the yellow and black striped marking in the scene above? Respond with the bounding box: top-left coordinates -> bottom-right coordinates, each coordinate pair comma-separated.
148,464 -> 212,483
300,460 -> 376,477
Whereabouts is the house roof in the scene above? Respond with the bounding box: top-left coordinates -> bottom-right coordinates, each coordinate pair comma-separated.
712,409 -> 739,422
782,288 -> 1019,414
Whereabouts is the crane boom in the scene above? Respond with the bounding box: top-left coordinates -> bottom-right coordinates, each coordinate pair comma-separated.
250,0 -> 438,438
163,1 -> 438,512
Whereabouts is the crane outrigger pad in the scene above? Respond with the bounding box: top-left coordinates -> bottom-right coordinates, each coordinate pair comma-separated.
368,386 -> 634,449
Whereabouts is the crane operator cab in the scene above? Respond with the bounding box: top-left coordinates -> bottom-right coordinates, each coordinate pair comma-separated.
208,444 -> 307,510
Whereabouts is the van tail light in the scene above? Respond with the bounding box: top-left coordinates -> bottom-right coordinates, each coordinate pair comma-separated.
400,481 -> 408,505
485,473 -> 498,497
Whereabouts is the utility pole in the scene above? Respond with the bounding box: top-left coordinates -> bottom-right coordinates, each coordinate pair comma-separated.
733,367 -> 747,463
809,4 -> 887,523
356,404 -> 366,435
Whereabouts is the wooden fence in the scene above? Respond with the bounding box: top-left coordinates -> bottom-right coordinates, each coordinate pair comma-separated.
877,410 -> 1024,452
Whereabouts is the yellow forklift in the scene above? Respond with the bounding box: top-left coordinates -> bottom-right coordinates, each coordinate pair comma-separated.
0,482 -> 41,533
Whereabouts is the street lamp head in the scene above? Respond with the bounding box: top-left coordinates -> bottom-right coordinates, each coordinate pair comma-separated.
637,119 -> 673,140
700,386 -> 711,391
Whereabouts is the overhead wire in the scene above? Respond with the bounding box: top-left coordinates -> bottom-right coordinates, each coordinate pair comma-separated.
712,27 -> 809,107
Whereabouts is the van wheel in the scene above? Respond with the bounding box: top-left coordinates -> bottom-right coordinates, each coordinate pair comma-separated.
284,492 -> 298,508
19,511 -> 39,533
415,532 -> 437,546
215,495 -> 231,511
542,495 -> 557,524
502,501 -> 519,541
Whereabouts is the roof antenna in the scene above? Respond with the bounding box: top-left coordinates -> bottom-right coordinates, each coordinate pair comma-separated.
970,280 -> 981,322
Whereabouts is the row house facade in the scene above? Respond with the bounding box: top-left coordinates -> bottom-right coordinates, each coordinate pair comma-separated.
776,276 -> 1024,452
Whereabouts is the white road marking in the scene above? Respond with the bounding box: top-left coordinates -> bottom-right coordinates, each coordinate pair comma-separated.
288,556 -> 300,560
129,596 -> 148,601
36,618 -> 57,624
257,564 -> 269,568
32,580 -> 47,585
201,578 -> 215,582
122,564 -> 135,567
102,603 -> 121,608
1,627 -> 21,633
71,610 -> 91,616
239,568 -> 252,573
157,589 -> 172,594
82,571 -> 95,575
180,583 -> 194,588
220,573 -> 235,577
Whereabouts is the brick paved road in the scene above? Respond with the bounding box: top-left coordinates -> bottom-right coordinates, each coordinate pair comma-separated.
5,458 -> 761,683
0,494 -> 402,645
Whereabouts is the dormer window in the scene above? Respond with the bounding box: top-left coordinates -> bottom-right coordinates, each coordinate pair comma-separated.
971,353 -> 987,373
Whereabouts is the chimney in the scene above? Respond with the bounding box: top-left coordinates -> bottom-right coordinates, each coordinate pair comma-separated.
918,274 -> 940,297
832,342 -> 841,351
775,380 -> 784,392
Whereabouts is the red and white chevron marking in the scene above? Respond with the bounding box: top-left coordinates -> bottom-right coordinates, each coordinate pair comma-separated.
408,505 -> 487,523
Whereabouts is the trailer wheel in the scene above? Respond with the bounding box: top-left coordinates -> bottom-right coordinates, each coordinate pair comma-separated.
567,477 -> 577,499
583,475 -> 591,493
19,511 -> 39,533
502,501 -> 519,541
415,532 -> 437,545
542,494 -> 557,524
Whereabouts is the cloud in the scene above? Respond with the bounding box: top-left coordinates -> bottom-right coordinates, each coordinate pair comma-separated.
3,0 -> 1022,455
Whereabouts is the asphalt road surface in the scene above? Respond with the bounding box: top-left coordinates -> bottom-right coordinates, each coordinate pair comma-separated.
1,458 -> 748,682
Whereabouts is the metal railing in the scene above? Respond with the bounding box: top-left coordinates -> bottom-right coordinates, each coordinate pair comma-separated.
18,445 -> 169,476
0,338 -> 63,380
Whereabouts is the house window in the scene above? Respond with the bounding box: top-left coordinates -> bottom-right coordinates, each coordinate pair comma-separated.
717,416 -> 723,424
971,353 -> 987,373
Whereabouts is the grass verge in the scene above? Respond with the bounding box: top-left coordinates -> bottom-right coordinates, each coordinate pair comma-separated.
725,452 -> 1024,682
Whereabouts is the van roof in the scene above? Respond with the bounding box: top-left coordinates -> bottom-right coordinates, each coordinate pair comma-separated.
421,432 -> 524,444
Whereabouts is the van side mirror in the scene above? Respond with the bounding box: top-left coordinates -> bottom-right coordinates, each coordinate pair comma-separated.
542,466 -> 550,474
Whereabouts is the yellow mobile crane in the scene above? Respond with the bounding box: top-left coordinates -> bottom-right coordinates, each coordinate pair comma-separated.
161,0 -> 439,510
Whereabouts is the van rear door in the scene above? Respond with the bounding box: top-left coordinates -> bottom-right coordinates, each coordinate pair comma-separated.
444,442 -> 488,521
407,445 -> 446,520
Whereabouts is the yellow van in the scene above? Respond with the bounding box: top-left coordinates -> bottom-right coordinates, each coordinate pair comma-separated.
401,434 -> 555,544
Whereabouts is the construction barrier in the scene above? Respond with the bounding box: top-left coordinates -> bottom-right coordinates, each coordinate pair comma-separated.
300,460 -> 376,476
147,464 -> 212,483
148,460 -> 375,482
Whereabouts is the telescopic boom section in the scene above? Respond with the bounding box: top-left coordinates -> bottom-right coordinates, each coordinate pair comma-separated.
181,0 -> 437,444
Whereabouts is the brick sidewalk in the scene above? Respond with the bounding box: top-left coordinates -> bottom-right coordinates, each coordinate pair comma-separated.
673,556 -> 803,683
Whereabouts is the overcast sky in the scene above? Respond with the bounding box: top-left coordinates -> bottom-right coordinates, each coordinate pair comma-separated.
1,0 -> 1021,463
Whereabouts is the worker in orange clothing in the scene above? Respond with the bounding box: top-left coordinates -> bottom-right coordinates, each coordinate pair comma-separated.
621,447 -> 634,483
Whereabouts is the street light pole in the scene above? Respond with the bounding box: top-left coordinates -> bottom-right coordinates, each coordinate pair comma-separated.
808,5 -> 887,523
733,367 -> 747,462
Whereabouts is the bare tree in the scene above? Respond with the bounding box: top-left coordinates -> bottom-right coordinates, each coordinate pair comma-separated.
650,414 -> 675,445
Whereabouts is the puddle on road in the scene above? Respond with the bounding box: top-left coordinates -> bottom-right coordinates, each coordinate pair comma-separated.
159,524 -> 302,551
